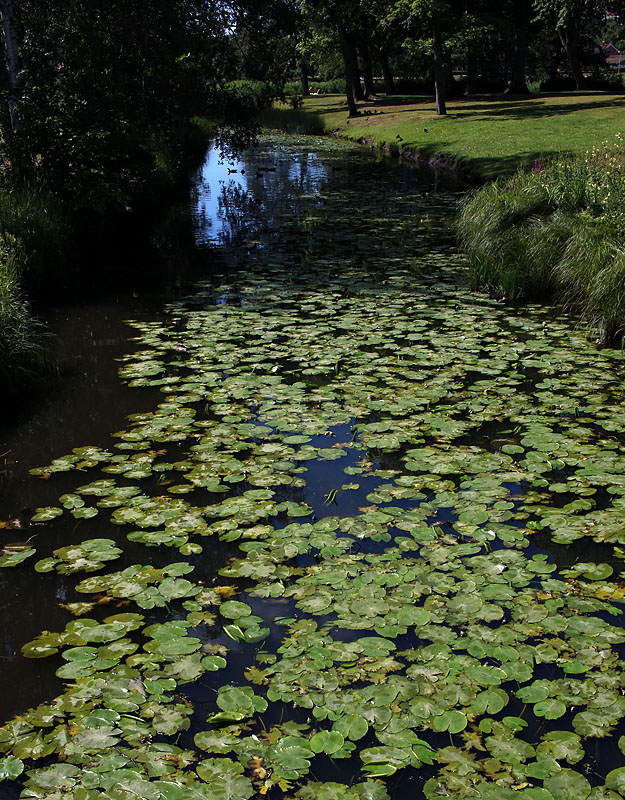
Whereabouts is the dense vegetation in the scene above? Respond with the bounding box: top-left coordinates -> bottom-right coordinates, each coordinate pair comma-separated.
458,138 -> 625,340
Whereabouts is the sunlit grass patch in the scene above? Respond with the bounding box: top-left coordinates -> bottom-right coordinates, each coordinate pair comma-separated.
302,92 -> 625,180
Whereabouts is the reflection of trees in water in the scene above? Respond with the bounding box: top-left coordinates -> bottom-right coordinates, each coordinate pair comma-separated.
213,148 -> 331,246
217,183 -> 259,245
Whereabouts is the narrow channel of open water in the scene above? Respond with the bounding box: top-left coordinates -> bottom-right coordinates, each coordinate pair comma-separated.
1,134 -> 625,799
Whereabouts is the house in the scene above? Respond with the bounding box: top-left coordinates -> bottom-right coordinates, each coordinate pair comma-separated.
601,41 -> 625,70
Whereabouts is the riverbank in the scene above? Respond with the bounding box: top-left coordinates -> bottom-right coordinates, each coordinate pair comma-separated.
263,91 -> 625,181
0,118 -> 214,401
458,139 -> 625,342
264,94 -> 625,340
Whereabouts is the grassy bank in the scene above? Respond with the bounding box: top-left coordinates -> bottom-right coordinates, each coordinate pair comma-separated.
276,92 -> 625,180
0,193 -> 68,394
458,139 -> 625,340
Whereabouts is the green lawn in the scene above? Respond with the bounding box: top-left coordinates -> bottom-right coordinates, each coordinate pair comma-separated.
296,91 -> 625,180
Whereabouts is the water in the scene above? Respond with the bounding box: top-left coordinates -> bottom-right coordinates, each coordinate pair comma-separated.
1,135 -> 625,800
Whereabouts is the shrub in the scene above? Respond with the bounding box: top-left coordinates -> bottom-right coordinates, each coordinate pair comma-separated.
0,190 -> 69,294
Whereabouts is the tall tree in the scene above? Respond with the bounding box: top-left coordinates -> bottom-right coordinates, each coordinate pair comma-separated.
533,0 -> 625,88
0,0 -> 20,133
392,0 -> 468,115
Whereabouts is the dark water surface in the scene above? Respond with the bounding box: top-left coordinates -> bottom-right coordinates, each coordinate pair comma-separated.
1,135 -> 625,800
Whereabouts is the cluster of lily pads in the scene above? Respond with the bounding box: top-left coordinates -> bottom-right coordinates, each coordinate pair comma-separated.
2,136 -> 625,800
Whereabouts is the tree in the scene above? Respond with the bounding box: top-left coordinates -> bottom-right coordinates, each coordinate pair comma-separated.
533,0 -> 625,88
0,0 -> 20,133
391,0 -> 469,115
0,0 -> 281,213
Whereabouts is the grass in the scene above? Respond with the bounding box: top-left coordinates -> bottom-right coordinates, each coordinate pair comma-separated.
0,191 -> 67,395
0,232 -> 51,394
288,91 -> 625,180
457,139 -> 625,340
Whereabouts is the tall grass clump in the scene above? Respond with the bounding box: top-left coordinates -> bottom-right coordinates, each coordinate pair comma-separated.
457,137 -> 625,341
0,190 -> 67,394
0,190 -> 69,293
0,232 -> 50,394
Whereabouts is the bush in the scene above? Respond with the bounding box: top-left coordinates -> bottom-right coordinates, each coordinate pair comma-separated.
392,76 -> 435,94
586,66 -> 625,92
539,75 -> 578,92
457,139 -> 625,340
308,79 -> 346,94
221,80 -> 275,118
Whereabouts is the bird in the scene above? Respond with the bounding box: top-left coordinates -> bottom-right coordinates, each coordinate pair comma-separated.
227,168 -> 237,174
424,128 -> 428,133
395,134 -> 403,142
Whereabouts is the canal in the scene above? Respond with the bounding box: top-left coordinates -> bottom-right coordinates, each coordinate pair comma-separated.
1,134 -> 625,800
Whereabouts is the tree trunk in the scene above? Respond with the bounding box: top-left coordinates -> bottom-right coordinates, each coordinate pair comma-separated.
432,20 -> 447,116
0,0 -> 20,132
558,21 -> 586,89
377,45 -> 396,94
336,14 -> 360,116
508,22 -> 530,94
299,57 -> 310,97
465,47 -> 478,94
359,40 -> 376,98
347,35 -> 365,101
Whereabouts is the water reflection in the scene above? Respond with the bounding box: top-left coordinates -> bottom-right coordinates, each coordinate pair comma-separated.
191,147 -> 247,244
191,139 -> 331,246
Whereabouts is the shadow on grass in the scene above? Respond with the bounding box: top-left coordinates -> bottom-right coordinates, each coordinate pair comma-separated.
310,91 -> 625,123
465,149 -> 575,180
450,95 -> 625,120
395,140 -> 575,180
306,94 -> 431,116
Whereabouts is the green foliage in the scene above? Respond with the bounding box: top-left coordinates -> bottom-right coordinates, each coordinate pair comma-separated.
285,79 -> 347,95
458,137 -> 625,339
0,188 -> 72,395
0,0 -> 276,216
0,233 -> 48,394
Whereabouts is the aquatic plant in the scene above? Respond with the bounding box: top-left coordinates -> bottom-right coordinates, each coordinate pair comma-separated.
2,137 -> 625,800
